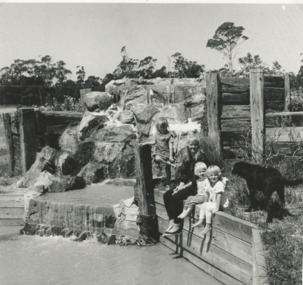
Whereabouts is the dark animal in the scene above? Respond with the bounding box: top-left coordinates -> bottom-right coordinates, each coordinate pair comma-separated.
232,161 -> 303,222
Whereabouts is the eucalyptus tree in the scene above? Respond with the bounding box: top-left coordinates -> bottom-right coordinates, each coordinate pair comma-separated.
206,22 -> 248,73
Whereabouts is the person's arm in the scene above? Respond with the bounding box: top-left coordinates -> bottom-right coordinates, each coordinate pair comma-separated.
179,181 -> 192,190
214,193 -> 222,213
173,181 -> 191,195
141,133 -> 156,145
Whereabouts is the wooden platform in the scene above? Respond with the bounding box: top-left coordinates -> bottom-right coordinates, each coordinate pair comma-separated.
0,192 -> 24,226
154,185 -> 259,285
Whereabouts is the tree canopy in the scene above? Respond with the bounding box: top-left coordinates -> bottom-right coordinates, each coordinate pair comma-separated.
207,22 -> 248,73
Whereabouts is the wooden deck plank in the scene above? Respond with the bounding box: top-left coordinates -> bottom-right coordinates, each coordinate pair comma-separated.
155,188 -> 257,243
159,216 -> 252,264
160,236 -> 246,285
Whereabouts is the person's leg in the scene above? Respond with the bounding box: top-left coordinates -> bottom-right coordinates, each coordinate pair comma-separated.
164,185 -> 197,234
200,203 -> 216,234
163,189 -> 181,232
178,206 -> 193,219
155,155 -> 174,167
192,203 -> 207,228
171,185 -> 197,224
165,164 -> 171,186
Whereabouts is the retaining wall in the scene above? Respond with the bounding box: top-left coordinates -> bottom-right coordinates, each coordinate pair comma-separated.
154,186 -> 269,285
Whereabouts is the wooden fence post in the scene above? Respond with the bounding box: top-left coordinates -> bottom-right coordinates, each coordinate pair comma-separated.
206,71 -> 222,160
134,143 -> 159,241
250,69 -> 265,164
2,113 -> 14,176
80,88 -> 92,112
19,108 -> 38,174
284,73 -> 291,111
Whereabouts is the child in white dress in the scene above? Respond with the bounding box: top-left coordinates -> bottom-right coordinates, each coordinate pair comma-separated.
177,162 -> 208,219
192,165 -> 228,235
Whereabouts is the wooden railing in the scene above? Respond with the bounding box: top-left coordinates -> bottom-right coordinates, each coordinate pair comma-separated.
134,144 -> 269,285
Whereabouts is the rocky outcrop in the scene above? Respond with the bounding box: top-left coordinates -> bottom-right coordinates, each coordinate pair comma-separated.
19,146 -> 57,188
20,77 -> 207,191
77,110 -> 108,141
83,91 -> 114,112
118,109 -> 134,124
59,125 -> 79,155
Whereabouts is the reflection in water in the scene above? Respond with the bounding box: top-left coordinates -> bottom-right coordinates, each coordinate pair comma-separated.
0,234 -> 220,285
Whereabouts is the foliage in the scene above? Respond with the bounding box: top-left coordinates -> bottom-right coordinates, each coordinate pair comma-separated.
222,123 -> 303,285
262,224 -> 303,285
170,52 -> 204,78
206,22 -> 248,73
237,53 -> 284,77
43,95 -> 83,112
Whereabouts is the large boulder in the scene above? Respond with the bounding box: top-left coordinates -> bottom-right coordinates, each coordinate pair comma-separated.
74,140 -> 96,171
94,124 -> 136,143
130,104 -> 160,138
78,161 -> 106,184
56,152 -> 77,175
94,142 -> 125,164
59,125 -> 79,155
77,110 -> 108,141
118,109 -> 134,124
83,91 -> 114,112
122,85 -> 149,109
110,143 -> 135,178
19,146 -> 57,188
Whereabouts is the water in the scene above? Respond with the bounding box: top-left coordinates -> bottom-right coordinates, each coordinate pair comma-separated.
0,232 -> 221,285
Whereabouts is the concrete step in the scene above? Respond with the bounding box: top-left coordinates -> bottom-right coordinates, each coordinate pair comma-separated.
0,219 -> 24,226
0,207 -> 24,219
0,194 -> 24,207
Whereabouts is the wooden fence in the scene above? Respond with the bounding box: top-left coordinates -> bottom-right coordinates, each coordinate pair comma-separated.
135,144 -> 269,285
208,69 -> 303,164
2,109 -> 82,175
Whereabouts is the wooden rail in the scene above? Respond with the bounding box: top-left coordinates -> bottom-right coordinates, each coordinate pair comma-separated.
154,186 -> 260,285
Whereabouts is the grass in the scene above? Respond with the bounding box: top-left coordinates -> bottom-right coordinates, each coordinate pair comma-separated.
198,131 -> 303,284
220,157 -> 303,285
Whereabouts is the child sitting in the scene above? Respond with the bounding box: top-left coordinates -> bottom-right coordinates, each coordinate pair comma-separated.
192,165 -> 228,235
177,162 -> 208,219
152,117 -> 176,188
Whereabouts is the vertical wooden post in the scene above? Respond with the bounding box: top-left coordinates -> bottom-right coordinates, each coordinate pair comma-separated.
2,113 -> 14,176
206,71 -> 222,160
80,88 -> 92,112
134,143 -> 159,241
250,69 -> 265,164
19,108 -> 38,174
284,73 -> 291,111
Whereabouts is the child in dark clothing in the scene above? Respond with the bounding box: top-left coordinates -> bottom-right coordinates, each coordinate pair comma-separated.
152,117 -> 176,187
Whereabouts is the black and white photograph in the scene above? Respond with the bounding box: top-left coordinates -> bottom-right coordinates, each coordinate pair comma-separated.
0,1 -> 303,284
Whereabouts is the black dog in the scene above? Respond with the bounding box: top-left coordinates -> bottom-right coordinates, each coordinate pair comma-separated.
232,161 -> 303,222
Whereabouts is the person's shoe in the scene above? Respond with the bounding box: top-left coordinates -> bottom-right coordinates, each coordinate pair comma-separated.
163,223 -> 181,236
163,219 -> 174,234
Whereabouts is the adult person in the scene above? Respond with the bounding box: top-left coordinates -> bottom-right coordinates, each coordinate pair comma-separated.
163,137 -> 210,235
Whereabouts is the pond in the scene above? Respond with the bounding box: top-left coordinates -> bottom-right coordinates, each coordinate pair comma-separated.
0,229 -> 221,285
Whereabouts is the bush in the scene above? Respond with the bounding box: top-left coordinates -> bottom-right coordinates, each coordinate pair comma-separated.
262,224 -> 303,285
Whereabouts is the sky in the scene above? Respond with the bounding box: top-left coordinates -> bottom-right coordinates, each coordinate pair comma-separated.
0,2 -> 303,80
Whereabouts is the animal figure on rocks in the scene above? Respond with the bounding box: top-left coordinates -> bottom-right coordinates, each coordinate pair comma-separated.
232,161 -> 303,223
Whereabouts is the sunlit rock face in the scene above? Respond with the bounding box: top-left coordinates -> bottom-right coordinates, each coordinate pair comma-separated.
19,77 -> 206,191
82,91 -> 114,112
59,125 -> 79,155
77,110 -> 108,141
